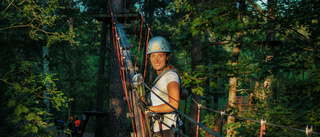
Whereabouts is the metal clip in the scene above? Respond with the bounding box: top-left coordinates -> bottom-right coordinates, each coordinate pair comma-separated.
261,118 -> 267,135
261,118 -> 267,125
126,113 -> 133,118
220,110 -> 225,116
132,74 -> 143,88
306,125 -> 313,135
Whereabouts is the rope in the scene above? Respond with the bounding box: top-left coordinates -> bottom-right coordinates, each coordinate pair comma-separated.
199,104 -> 320,136
133,89 -> 147,137
135,14 -> 144,69
110,0 -> 117,22
130,12 -> 139,55
143,28 -> 150,82
126,68 -> 138,137
144,111 -> 152,137
124,0 -> 134,23
108,2 -> 138,136
127,73 -> 138,136
119,44 -> 133,114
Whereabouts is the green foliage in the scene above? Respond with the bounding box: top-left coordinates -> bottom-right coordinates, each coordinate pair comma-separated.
170,0 -> 320,136
199,113 -> 218,136
1,0 -> 77,46
1,61 -> 71,136
181,65 -> 218,96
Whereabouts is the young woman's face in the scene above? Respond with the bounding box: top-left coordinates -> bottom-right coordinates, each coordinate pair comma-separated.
150,52 -> 169,70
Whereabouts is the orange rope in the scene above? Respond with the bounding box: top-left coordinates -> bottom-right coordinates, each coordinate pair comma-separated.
138,95 -> 146,137
119,44 -> 133,114
135,14 -> 144,69
128,72 -> 138,136
109,2 -> 150,136
124,0 -> 134,23
130,12 -> 139,47
109,2 -> 137,136
143,28 -> 150,82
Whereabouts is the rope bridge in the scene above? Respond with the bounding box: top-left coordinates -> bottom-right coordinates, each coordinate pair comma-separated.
107,1 -> 320,137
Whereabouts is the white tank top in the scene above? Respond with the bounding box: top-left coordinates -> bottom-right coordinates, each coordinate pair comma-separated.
150,71 -> 180,132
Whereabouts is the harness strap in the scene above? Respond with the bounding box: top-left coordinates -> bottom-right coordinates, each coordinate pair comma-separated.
152,69 -> 177,85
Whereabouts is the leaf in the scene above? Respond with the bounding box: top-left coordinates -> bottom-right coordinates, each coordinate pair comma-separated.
210,81 -> 218,87
14,104 -> 23,116
31,126 -> 38,133
25,112 -> 36,121
21,105 -> 29,113
13,83 -> 21,92
8,99 -> 16,108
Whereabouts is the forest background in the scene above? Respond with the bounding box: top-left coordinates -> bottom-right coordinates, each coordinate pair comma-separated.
1,0 -> 319,136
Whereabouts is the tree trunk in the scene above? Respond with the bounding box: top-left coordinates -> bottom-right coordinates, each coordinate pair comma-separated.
95,6 -> 108,136
227,1 -> 244,136
68,0 -> 75,124
227,31 -> 243,137
42,45 -> 50,113
189,33 -> 202,137
265,0 -> 276,98
41,0 -> 50,116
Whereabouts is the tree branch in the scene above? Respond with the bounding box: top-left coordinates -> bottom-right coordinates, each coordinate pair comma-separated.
0,24 -> 30,30
245,0 -> 266,17
3,0 -> 15,13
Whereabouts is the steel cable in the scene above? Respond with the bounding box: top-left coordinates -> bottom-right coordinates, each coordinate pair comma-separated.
197,101 -> 320,136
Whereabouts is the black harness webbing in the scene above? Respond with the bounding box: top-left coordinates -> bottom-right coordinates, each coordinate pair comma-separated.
152,69 -> 178,86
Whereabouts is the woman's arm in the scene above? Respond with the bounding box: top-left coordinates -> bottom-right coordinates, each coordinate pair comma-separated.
149,81 -> 180,113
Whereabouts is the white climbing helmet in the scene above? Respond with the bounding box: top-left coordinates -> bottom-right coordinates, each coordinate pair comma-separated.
147,36 -> 171,55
